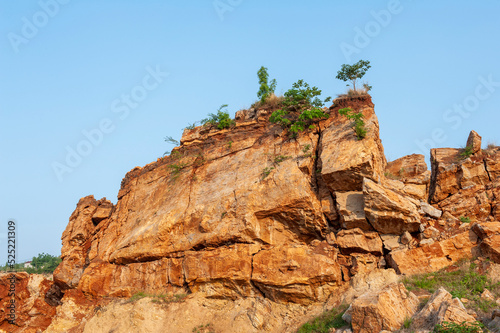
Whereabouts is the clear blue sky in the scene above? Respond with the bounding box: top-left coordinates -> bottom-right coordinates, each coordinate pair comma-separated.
1,0 -> 499,262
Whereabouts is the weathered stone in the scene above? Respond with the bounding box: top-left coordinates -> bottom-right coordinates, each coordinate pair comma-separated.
350,282 -> 418,333
319,97 -> 386,192
400,231 -> 412,245
363,178 -> 421,234
422,226 -> 440,240
387,230 -> 479,274
438,185 -> 491,220
480,235 -> 500,263
252,245 -> 342,304
419,201 -> 442,219
411,287 -> 475,331
472,222 -> 500,239
336,228 -> 383,255
0,273 -> 57,332
466,130 -> 482,154
335,192 -> 371,231
386,154 -> 428,179
380,234 -> 401,251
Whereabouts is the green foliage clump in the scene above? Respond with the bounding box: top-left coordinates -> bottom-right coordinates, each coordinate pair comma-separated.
339,107 -> 367,140
2,253 -> 61,274
433,321 -> 484,333
201,104 -> 235,130
269,80 -> 330,137
460,146 -> 473,159
297,305 -> 348,333
336,59 -> 371,91
261,166 -> 275,179
257,66 -> 277,103
459,216 -> 471,223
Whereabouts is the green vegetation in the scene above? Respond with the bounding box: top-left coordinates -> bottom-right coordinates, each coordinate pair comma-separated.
128,292 -> 187,305
167,162 -> 189,180
201,104 -> 235,130
336,59 -> 371,92
270,80 -> 331,137
2,253 -> 61,274
297,304 -> 348,333
227,141 -> 233,149
257,66 -> 277,103
460,146 -> 474,159
192,323 -> 215,333
339,107 -> 367,140
403,259 -> 500,314
261,166 -> 275,179
403,317 -> 412,329
459,216 -> 471,223
433,321 -> 484,333
274,155 -> 291,164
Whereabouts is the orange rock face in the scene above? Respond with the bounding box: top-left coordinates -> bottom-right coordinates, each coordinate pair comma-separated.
53,96 -> 385,308
47,98 -> 500,332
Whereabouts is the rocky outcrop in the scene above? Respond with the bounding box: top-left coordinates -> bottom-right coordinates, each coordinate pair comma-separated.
319,97 -> 386,192
40,97 -> 500,332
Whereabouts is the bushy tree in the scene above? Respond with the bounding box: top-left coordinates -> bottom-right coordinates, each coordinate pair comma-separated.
336,60 -> 371,91
201,104 -> 235,130
270,79 -> 331,137
257,66 -> 277,103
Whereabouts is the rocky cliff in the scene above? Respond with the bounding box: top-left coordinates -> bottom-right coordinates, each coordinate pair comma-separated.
2,95 -> 500,333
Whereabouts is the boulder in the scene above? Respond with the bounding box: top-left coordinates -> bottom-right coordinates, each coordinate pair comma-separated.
419,201 -> 442,219
350,282 -> 418,333
335,192 -> 372,231
466,130 -> 482,154
336,228 -> 383,255
363,178 -> 421,234
411,287 -> 476,331
385,154 -> 428,179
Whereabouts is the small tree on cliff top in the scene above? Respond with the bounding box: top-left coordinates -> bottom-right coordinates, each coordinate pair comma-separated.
336,60 -> 371,91
257,66 -> 277,103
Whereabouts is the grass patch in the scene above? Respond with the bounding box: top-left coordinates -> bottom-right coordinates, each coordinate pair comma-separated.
297,304 -> 348,333
433,321 -> 484,333
127,292 -> 187,305
460,146 -> 473,159
403,259 -> 500,314
192,323 -> 215,333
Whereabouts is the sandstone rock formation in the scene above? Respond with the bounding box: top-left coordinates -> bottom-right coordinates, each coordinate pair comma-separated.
9,97 -> 500,332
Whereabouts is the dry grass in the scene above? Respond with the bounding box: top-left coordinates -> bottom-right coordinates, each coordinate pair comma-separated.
337,88 -> 370,98
252,93 -> 284,110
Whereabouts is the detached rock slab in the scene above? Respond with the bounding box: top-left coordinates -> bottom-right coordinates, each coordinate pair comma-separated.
350,282 -> 418,333
363,178 -> 421,234
336,228 -> 383,255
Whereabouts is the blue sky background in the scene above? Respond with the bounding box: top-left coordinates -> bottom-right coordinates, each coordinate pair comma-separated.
1,0 -> 499,262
